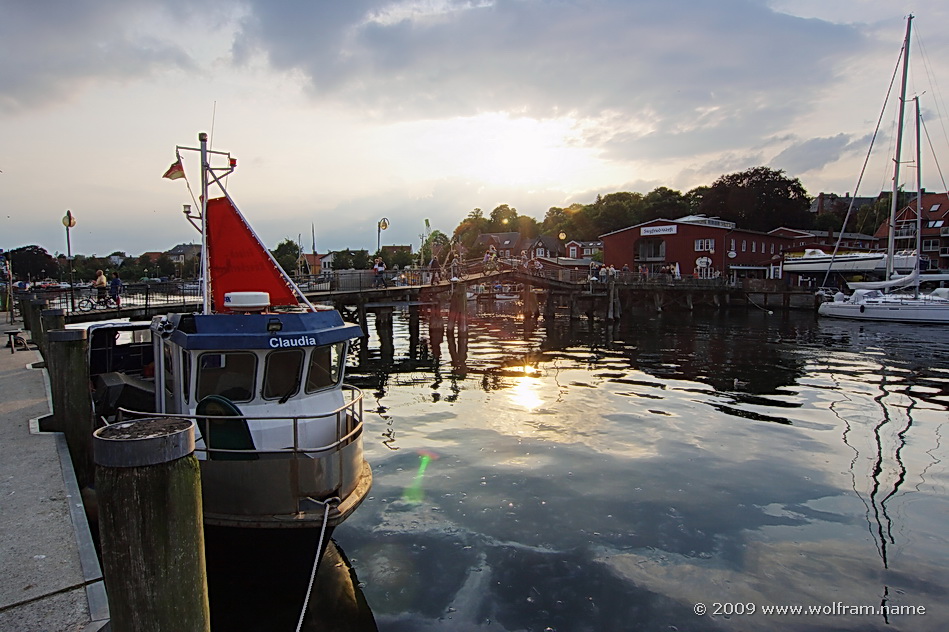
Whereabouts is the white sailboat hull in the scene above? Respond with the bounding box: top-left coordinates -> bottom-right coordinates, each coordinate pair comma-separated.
818,294 -> 949,324
782,252 -> 918,274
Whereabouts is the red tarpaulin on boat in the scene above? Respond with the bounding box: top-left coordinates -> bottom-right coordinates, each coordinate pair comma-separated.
205,196 -> 298,313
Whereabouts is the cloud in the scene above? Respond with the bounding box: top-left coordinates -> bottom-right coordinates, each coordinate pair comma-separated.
231,1 -> 862,149
769,133 -> 863,175
0,1 -> 203,114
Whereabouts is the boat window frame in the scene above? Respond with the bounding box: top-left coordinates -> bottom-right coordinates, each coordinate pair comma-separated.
182,351 -> 191,405
196,351 -> 258,403
305,342 -> 345,394
261,348 -> 305,401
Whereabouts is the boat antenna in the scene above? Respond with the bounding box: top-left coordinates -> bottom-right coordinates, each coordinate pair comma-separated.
209,101 -> 217,150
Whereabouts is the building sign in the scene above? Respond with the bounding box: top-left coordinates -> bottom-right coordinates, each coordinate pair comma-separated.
641,225 -> 677,236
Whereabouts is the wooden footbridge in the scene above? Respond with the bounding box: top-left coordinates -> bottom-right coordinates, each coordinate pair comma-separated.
20,260 -> 819,331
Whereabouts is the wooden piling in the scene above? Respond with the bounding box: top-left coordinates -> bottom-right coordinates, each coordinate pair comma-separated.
408,303 -> 420,357
47,328 -> 96,487
522,282 -> 539,321
29,299 -> 48,339
447,283 -> 467,334
38,307 -> 64,360
376,307 -> 395,361
18,294 -> 36,330
94,418 -> 210,632
607,280 -> 616,321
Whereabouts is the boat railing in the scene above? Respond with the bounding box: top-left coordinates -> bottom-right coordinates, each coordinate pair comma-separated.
114,385 -> 369,526
115,384 -> 365,458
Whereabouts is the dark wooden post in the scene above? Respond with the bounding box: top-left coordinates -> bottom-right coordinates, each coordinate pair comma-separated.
18,293 -> 36,330
28,298 -> 47,340
376,307 -> 395,361
26,300 -> 47,353
47,328 -> 95,487
408,303 -> 420,358
447,283 -> 467,334
94,418 -> 210,632
39,307 -> 66,361
429,298 -> 444,359
522,282 -> 538,321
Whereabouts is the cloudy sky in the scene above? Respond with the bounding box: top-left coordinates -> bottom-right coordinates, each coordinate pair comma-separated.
2,0 -> 948,260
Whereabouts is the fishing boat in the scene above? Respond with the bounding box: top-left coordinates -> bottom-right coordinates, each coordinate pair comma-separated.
819,16 -> 949,324
88,132 -> 372,529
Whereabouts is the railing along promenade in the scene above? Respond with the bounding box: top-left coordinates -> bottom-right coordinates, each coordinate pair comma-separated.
11,259 -> 809,325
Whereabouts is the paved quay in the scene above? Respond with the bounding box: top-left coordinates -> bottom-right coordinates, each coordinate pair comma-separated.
0,318 -> 109,631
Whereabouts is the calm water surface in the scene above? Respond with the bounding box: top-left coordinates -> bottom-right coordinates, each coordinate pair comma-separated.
327,305 -> 949,631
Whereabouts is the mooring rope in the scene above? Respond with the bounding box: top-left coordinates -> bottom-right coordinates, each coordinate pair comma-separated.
294,497 -> 339,632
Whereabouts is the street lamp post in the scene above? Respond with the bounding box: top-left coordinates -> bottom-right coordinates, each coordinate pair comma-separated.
62,210 -> 76,311
377,218 -> 389,254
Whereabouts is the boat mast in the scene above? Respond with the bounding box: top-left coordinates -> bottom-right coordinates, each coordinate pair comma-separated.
887,15 -> 913,280
199,132 -> 211,314
914,96 -> 922,298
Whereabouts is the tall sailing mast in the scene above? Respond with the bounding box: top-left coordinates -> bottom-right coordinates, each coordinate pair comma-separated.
885,14 -> 913,281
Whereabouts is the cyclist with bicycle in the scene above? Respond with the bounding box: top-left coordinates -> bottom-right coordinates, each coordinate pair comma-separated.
93,270 -> 108,301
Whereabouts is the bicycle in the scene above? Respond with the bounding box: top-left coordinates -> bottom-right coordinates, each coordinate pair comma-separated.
78,295 -> 120,311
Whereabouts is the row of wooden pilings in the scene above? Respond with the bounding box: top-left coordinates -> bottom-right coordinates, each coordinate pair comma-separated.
15,295 -> 211,631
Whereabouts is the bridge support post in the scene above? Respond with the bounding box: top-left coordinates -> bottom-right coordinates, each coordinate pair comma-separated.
544,290 -> 555,320
522,282 -> 538,321
375,307 -> 395,361
448,283 -> 467,334
408,303 -> 420,357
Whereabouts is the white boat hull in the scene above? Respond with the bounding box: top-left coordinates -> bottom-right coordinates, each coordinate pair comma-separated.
782,252 -> 918,274
818,295 -> 949,324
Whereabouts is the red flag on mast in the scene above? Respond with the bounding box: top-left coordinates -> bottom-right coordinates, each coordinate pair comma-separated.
162,158 -> 185,180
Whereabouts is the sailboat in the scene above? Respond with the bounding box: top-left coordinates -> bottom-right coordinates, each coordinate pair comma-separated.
819,16 -> 949,324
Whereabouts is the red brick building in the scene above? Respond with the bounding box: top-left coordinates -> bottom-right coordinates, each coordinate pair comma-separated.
878,191 -> 949,270
600,215 -> 790,280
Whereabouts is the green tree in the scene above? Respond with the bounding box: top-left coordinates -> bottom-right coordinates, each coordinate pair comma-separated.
854,195 -> 892,236
684,186 -> 710,213
813,212 -> 844,233
489,204 -> 518,231
421,230 -> 451,264
643,187 -> 689,221
698,167 -> 811,232
9,245 -> 58,281
155,254 -> 176,278
453,209 -> 491,250
271,239 -> 301,274
588,192 -> 645,237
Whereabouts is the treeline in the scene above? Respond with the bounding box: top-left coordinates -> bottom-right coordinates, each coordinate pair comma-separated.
3,246 -> 184,284
451,166 -> 815,251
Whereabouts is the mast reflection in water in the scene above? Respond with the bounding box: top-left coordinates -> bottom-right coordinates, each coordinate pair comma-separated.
324,306 -> 949,631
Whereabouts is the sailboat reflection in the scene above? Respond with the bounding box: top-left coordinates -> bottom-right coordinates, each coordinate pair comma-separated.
832,357 -> 917,626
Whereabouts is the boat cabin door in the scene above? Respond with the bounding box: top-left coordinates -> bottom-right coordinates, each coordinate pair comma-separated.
154,337 -> 189,414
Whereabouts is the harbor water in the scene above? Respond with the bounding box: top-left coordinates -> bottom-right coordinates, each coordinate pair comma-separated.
266,304 -> 949,631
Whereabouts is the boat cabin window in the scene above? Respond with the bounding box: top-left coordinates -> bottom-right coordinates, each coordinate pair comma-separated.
182,353 -> 191,405
262,349 -> 304,401
162,344 -> 175,398
305,342 -> 344,393
88,327 -> 154,378
196,351 -> 257,403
